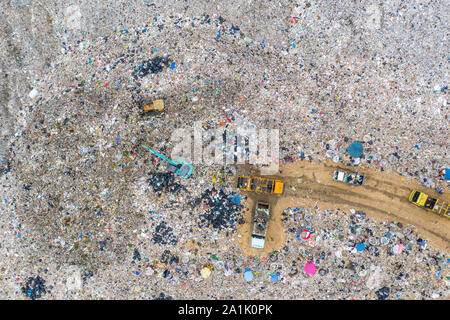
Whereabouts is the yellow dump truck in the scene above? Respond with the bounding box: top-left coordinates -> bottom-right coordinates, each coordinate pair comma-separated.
409,190 -> 449,219
237,176 -> 284,194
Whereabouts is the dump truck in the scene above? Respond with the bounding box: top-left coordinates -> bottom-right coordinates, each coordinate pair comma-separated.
237,176 -> 284,194
333,170 -> 364,185
142,99 -> 164,113
251,201 -> 270,249
409,190 -> 450,219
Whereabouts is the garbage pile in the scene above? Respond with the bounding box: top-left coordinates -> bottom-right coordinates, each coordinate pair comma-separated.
152,221 -> 178,245
192,188 -> 244,230
0,0 -> 448,301
0,160 -> 11,176
375,286 -> 390,300
276,207 -> 448,299
148,172 -> 187,195
132,56 -> 172,79
132,248 -> 141,261
21,276 -> 47,300
154,293 -> 173,300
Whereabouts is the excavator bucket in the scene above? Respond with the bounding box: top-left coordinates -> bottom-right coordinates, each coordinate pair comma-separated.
174,158 -> 193,179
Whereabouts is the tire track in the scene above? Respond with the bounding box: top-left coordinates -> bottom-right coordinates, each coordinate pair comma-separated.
238,160 -> 450,252
319,195 -> 450,243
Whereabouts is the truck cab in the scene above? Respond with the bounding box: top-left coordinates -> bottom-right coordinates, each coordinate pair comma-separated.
409,190 -> 449,218
409,190 -> 436,209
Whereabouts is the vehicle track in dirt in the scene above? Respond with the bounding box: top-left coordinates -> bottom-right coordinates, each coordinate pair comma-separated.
235,160 -> 449,256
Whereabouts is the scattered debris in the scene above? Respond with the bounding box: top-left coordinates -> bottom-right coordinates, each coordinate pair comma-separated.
21,276 -> 47,300
193,188 -> 244,230
132,56 -> 172,79
152,222 -> 178,245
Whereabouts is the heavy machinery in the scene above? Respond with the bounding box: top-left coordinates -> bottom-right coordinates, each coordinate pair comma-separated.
237,176 -> 284,194
141,145 -> 193,179
409,190 -> 449,219
251,201 -> 270,249
333,170 -> 364,185
142,99 -> 164,113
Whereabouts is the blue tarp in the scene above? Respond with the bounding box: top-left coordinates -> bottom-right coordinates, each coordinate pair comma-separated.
232,194 -> 242,205
348,142 -> 363,158
444,169 -> 450,180
244,271 -> 254,281
356,243 -> 365,251
244,268 -> 254,281
271,273 -> 279,283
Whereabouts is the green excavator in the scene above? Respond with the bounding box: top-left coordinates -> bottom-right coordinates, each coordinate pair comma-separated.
141,145 -> 193,179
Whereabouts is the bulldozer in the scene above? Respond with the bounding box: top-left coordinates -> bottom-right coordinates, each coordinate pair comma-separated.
142,99 -> 165,113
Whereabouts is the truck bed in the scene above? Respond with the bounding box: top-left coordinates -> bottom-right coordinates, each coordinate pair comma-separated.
432,200 -> 450,219
237,176 -> 284,194
333,170 -> 364,185
252,202 -> 270,237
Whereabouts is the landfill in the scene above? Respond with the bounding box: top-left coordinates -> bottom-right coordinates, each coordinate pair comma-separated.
0,1 -> 448,300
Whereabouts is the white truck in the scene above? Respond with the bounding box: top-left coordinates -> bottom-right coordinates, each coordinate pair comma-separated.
251,201 -> 270,249
333,170 -> 364,185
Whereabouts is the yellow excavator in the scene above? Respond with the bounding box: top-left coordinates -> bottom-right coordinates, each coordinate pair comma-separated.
237,176 -> 284,194
409,190 -> 449,219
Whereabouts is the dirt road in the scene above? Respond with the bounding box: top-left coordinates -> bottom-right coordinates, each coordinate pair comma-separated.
236,160 -> 450,256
